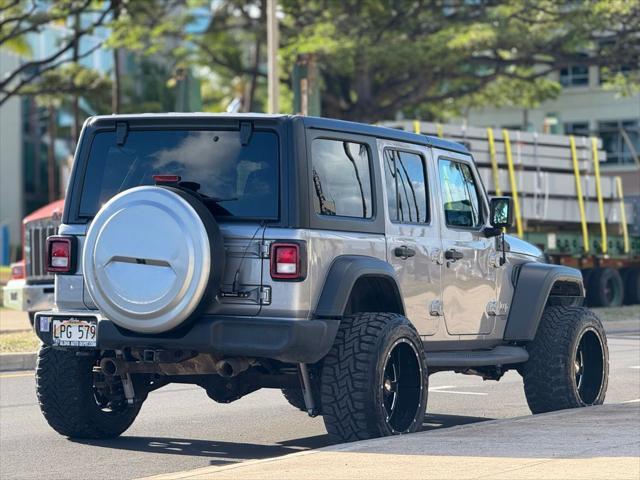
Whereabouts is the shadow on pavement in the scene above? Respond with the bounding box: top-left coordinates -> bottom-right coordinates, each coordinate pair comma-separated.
70,413 -> 491,466
422,412 -> 492,431
72,433 -> 336,466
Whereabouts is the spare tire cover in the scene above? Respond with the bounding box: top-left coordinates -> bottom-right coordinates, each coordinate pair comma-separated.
83,186 -> 222,334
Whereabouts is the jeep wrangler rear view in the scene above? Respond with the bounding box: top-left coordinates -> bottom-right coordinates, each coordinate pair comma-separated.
34,114 -> 609,441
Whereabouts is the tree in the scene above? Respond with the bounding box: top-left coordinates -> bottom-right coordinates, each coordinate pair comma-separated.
0,0 -> 111,107
276,0 -> 640,122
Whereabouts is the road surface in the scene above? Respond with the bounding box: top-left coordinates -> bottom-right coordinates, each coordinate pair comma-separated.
1,327 -> 638,480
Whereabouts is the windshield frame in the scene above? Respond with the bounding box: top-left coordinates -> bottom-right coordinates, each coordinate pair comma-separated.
64,120 -> 284,225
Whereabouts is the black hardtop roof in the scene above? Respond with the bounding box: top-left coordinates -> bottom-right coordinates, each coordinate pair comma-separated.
87,112 -> 469,155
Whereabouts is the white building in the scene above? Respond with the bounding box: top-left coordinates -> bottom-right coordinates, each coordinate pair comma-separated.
460,66 -> 640,200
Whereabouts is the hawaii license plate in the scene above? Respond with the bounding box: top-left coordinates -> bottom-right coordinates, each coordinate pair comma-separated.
52,318 -> 97,347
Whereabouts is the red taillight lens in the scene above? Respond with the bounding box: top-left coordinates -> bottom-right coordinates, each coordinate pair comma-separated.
10,261 -> 25,280
46,236 -> 75,273
270,242 -> 305,280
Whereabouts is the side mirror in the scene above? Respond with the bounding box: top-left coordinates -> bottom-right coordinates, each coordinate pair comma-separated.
490,197 -> 513,229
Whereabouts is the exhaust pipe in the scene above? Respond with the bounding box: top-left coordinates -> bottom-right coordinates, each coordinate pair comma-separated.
100,358 -> 119,376
216,358 -> 250,378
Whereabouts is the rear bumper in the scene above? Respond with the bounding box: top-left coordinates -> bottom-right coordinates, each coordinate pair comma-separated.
2,280 -> 54,312
34,311 -> 340,364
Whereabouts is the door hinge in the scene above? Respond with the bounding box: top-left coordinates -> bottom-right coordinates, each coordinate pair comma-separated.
259,286 -> 272,305
260,241 -> 272,259
489,252 -> 503,268
486,300 -> 509,316
429,299 -> 444,317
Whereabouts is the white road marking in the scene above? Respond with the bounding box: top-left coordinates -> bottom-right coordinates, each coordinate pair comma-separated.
622,399 -> 640,404
629,366 -> 640,369
428,385 -> 488,396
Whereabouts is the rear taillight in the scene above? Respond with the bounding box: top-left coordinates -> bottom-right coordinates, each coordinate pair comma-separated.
270,242 -> 306,281
46,236 -> 76,273
10,261 -> 25,280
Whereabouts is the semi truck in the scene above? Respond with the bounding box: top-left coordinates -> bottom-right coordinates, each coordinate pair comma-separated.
386,121 -> 640,307
2,199 -> 64,326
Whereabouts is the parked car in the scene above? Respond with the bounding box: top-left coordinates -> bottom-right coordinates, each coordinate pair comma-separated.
33,114 -> 608,441
2,200 -> 63,326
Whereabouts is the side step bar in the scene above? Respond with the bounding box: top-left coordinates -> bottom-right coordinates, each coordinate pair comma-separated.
426,345 -> 529,368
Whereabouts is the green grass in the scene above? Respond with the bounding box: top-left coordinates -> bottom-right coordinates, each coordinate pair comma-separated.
0,331 -> 41,353
0,266 -> 11,286
592,305 -> 640,322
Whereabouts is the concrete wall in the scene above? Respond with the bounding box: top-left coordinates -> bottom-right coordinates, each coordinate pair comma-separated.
0,52 -> 24,260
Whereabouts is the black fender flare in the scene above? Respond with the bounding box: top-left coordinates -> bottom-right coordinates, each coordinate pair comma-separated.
504,262 -> 585,342
314,255 -> 405,318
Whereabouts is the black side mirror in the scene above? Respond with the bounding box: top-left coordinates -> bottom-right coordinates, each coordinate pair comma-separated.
490,197 -> 513,229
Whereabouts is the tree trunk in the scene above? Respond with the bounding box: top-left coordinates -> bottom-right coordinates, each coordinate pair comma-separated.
47,105 -> 57,203
112,48 -> 121,113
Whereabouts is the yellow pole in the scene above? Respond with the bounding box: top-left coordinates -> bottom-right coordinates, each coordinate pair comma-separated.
487,128 -> 501,196
502,129 -> 523,238
591,137 -> 607,254
615,176 -> 630,254
570,136 -> 590,254
413,120 -> 420,134
436,123 -> 443,138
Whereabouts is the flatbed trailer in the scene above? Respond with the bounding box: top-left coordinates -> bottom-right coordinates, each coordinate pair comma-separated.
385,121 -> 640,307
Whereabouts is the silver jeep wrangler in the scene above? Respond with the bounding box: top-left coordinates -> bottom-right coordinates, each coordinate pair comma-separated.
34,114 -> 609,441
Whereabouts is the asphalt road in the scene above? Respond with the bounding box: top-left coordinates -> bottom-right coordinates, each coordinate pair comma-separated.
1,325 -> 638,480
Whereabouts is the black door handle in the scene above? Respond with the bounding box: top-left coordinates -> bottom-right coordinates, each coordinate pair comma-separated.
444,249 -> 464,261
394,246 -> 416,259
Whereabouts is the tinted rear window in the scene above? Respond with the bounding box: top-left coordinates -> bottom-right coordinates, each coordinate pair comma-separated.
79,130 -> 279,219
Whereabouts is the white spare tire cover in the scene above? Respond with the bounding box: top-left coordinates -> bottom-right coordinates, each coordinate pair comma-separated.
84,186 -> 223,334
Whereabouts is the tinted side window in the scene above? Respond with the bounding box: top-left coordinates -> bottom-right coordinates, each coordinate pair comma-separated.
439,159 -> 482,228
311,139 -> 373,218
384,149 -> 428,223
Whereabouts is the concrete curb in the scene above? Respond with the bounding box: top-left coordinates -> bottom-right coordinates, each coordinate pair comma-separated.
0,352 -> 37,371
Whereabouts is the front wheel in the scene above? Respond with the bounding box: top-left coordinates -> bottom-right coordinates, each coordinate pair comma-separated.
522,306 -> 608,414
320,312 -> 428,442
36,346 -> 142,438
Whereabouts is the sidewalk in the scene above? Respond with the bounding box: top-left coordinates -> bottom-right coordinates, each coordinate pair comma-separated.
141,403 -> 640,480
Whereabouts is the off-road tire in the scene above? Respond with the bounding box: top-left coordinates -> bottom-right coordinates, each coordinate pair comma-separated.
36,346 -> 141,438
320,312 -> 428,442
522,306 -> 608,414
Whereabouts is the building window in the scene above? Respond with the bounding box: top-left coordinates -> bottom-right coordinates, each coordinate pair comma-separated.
311,138 -> 373,218
564,122 -> 590,137
598,120 -> 640,165
559,65 -> 589,87
384,149 -> 429,223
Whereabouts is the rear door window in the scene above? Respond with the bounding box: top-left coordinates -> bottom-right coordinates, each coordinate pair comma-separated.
79,130 -> 279,219
383,149 -> 428,223
311,138 -> 373,218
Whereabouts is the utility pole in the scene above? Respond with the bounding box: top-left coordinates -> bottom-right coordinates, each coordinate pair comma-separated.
266,0 -> 279,113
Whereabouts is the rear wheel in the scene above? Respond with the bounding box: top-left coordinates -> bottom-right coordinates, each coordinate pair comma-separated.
587,267 -> 624,307
36,346 -> 141,438
320,312 -> 428,442
522,306 -> 608,414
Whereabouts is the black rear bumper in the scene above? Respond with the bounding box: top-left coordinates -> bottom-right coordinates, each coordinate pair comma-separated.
34,312 -> 340,364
